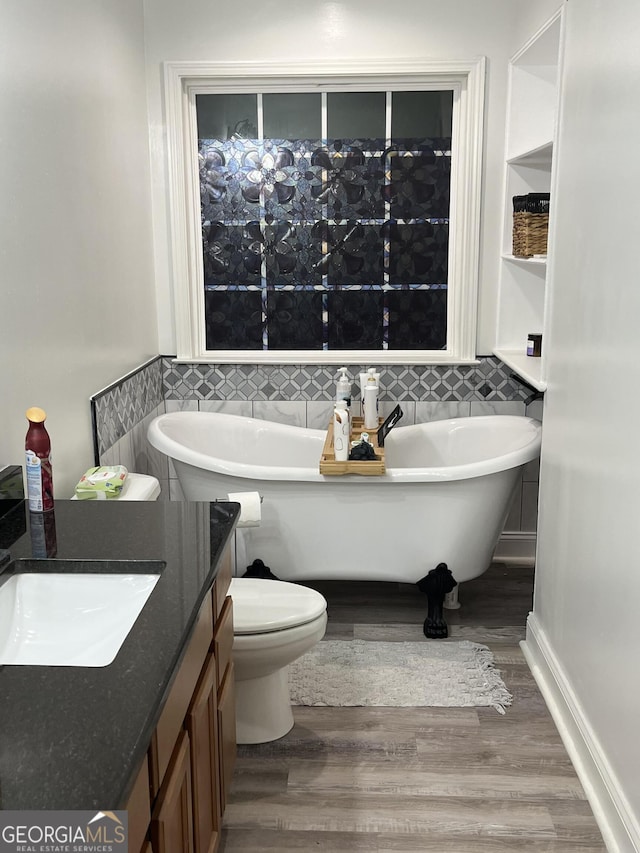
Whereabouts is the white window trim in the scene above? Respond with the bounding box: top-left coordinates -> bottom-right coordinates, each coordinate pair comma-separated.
163,58 -> 486,364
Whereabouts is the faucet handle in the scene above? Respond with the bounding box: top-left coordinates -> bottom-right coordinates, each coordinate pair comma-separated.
377,405 -> 404,447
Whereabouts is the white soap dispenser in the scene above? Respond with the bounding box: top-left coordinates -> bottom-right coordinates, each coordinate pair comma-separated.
335,367 -> 352,409
333,400 -> 350,462
363,372 -> 379,430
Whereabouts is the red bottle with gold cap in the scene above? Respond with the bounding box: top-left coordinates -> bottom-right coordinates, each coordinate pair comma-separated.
25,407 -> 54,512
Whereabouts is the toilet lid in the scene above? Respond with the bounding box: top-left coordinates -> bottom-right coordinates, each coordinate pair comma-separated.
229,578 -> 327,634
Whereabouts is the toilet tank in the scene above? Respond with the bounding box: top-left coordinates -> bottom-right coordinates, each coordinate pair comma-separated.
71,473 -> 161,501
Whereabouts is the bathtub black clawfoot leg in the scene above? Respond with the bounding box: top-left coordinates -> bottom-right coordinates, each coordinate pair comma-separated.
243,558 -> 279,580
416,563 -> 458,639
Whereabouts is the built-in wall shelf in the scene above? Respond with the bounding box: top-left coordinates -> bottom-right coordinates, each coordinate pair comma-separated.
495,9 -> 564,400
502,253 -> 547,266
493,348 -> 547,392
507,141 -> 553,167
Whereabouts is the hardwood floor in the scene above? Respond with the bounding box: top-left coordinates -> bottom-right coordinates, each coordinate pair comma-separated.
220,564 -> 607,852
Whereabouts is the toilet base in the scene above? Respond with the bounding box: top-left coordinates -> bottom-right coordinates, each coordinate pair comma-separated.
235,667 -> 294,744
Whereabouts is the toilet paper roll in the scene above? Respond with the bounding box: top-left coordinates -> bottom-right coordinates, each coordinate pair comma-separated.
228,491 -> 262,528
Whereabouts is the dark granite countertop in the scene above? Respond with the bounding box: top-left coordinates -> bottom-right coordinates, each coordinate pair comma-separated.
0,498 -> 238,810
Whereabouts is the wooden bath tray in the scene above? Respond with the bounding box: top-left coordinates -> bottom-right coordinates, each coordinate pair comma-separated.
319,416 -> 385,476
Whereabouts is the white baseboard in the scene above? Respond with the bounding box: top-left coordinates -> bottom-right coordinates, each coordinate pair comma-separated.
494,531 -> 536,565
521,614 -> 640,853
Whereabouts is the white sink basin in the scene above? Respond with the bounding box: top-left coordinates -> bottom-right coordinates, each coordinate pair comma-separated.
0,561 -> 163,667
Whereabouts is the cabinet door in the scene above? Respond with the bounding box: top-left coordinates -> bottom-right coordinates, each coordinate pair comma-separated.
213,596 -> 233,690
125,754 -> 151,853
212,549 -> 232,619
186,653 -> 221,853
151,730 -> 194,853
217,661 -> 237,810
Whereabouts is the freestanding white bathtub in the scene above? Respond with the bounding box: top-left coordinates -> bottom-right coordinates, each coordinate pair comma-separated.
148,411 -> 542,589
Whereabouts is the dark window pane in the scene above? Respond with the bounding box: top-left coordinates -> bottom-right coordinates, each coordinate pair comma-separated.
267,291 -> 323,350
327,291 -> 383,349
202,222 -> 261,286
205,291 -> 263,350
391,91 -> 453,139
264,220 -> 323,286
200,140 -> 262,221
327,92 -> 386,138
313,222 -> 384,285
387,143 -> 451,219
262,140 -> 323,220
311,143 -> 385,219
386,222 -> 449,285
387,289 -> 447,350
263,93 -> 321,138
196,94 -> 258,139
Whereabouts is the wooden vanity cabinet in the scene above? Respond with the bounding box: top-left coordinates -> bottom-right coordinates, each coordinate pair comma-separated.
127,549 -> 235,853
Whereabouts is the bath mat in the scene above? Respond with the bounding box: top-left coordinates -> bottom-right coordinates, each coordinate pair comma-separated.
288,639 -> 512,714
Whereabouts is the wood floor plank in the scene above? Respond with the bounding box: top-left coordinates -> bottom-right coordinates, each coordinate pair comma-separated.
375,835 -> 607,852
220,827 -> 381,851
224,790 -> 557,837
221,827 -> 607,853
284,758 -> 588,800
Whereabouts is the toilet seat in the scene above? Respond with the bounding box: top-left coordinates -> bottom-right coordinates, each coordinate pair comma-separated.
229,577 -> 326,634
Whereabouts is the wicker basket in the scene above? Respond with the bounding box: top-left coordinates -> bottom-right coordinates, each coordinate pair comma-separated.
512,193 -> 550,258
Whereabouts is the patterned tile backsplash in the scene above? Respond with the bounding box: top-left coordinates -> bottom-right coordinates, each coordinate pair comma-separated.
91,355 -> 540,541
161,356 -> 530,403
91,357 -> 164,459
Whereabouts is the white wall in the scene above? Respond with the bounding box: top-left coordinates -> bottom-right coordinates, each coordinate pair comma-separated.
512,0 -> 564,48
532,0 -> 640,846
0,1 -> 158,497
142,0 -> 529,357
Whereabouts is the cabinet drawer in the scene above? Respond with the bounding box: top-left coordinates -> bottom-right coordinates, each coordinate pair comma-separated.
213,596 -> 233,690
149,598 -> 213,797
212,549 -> 231,619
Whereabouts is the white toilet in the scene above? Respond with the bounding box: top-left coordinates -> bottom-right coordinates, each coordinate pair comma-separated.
229,577 -> 327,745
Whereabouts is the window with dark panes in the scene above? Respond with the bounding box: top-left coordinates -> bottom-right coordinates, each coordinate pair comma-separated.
197,90 -> 452,352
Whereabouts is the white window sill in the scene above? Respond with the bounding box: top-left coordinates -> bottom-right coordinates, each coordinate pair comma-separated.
170,354 -> 481,366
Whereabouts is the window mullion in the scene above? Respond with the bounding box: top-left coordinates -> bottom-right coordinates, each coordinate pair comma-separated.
321,92 -> 328,139
382,91 -> 393,349
257,93 -> 264,140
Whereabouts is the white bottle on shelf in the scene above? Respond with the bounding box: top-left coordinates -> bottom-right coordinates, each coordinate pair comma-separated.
335,367 -> 352,410
333,400 -> 350,462
363,374 -> 379,430
359,367 -> 380,418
